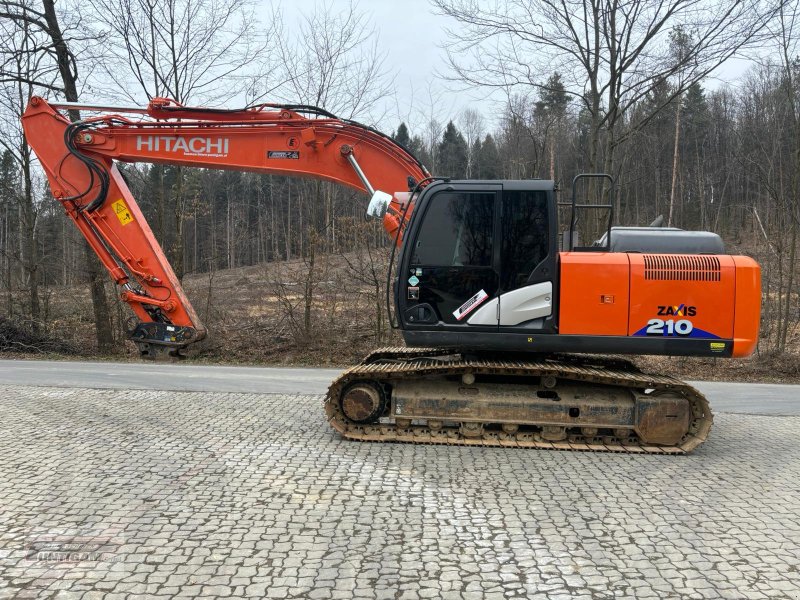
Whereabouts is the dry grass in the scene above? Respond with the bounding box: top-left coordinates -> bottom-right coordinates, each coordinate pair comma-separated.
170,252 -> 401,366
2,252 -> 799,383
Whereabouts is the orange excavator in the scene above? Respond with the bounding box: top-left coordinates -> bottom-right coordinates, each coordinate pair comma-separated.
22,96 -> 761,453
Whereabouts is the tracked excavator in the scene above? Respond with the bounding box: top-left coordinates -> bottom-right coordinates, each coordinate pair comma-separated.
22,96 -> 761,453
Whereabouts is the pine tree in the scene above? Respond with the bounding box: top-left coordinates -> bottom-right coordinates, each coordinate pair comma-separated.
409,135 -> 431,169
392,124 -> 429,169
438,121 -> 469,178
535,73 -> 569,119
682,83 -> 710,143
393,123 -> 411,148
535,73 -> 570,179
0,151 -> 16,197
478,134 -> 501,179
470,138 -> 482,177
680,82 -> 711,226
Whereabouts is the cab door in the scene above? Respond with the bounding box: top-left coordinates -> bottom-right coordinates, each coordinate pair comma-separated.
399,184 -> 500,331
496,186 -> 557,331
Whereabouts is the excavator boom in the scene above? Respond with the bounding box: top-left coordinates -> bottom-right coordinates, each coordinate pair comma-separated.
22,96 -> 428,356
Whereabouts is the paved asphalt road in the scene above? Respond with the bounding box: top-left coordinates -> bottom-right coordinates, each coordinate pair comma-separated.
0,358 -> 797,415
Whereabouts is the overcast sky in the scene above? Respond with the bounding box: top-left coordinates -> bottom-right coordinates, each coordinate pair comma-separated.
274,0 -> 756,133
274,0 -> 493,130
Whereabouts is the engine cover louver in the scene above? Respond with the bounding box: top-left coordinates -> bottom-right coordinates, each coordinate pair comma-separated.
643,255 -> 721,281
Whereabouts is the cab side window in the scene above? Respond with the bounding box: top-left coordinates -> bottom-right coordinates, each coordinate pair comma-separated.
412,192 -> 495,267
501,190 -> 549,290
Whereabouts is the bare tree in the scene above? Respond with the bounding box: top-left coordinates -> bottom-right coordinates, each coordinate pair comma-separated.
433,0 -> 786,179
87,0 -> 272,279
770,1 -> 799,353
270,0 -> 391,120
497,93 -> 543,179
265,2 -> 394,258
0,11 -> 49,328
459,107 -> 484,177
0,0 -> 114,349
667,27 -> 693,226
88,0 -> 270,105
340,219 -> 392,344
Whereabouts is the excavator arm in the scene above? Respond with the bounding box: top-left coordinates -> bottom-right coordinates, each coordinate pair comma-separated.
22,96 -> 429,356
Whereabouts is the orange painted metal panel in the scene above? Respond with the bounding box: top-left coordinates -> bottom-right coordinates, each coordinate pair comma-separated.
732,256 -> 761,357
559,252 -> 630,335
22,98 -> 204,333
22,96 -> 429,336
628,255 -> 735,343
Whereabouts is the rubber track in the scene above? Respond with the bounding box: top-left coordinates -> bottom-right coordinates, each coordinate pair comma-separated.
324,347 -> 713,454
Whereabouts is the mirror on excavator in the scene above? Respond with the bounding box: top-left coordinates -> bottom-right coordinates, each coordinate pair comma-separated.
366,190 -> 394,218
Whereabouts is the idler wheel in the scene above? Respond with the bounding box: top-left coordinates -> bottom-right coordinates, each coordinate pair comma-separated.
340,382 -> 386,424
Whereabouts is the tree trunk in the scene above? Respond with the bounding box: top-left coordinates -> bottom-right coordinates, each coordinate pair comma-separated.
84,244 -> 114,352
226,184 -> 232,269
20,159 -> 39,329
668,96 -> 683,227
172,166 -> 185,280
42,0 -> 114,352
156,165 -> 165,244
777,12 -> 800,354
303,235 -> 316,339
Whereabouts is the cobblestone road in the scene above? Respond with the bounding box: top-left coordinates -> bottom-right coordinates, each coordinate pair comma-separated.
0,385 -> 798,600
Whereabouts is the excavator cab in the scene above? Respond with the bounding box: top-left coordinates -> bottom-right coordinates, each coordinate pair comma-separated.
395,175 -> 760,361
396,179 -> 558,341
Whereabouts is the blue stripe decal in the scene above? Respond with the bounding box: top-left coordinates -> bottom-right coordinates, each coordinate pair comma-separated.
632,325 -> 721,339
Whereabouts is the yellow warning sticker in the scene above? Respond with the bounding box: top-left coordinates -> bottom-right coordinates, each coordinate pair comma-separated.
111,199 -> 134,226
710,342 -> 726,350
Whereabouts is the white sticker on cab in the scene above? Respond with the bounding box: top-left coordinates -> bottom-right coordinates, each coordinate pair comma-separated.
453,289 -> 489,321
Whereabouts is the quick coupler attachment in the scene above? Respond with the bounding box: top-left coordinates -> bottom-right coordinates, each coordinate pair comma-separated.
127,322 -> 198,360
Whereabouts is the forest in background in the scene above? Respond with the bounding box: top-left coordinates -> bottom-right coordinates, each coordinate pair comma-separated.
0,0 -> 798,374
